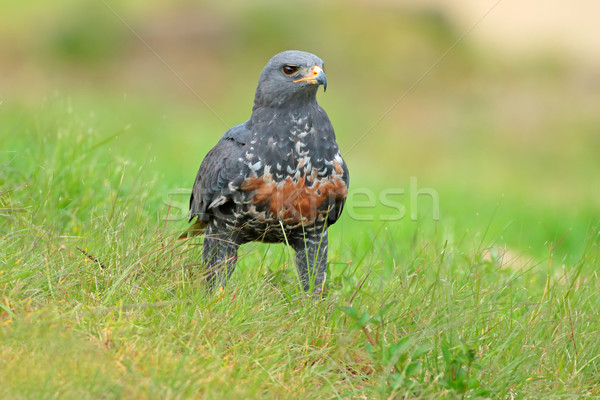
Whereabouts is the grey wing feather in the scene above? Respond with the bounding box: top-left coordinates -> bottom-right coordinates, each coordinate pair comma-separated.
327,160 -> 349,226
188,124 -> 249,222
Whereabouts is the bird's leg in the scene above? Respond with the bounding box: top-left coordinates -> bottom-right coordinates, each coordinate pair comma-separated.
292,230 -> 328,292
201,224 -> 240,291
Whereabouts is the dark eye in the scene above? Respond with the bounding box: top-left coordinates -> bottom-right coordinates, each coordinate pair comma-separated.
282,65 -> 299,75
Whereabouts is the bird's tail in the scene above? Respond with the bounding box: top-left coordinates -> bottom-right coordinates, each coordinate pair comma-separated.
178,220 -> 207,240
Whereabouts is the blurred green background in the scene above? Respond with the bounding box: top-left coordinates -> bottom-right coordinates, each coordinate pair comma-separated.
2,0 -> 599,261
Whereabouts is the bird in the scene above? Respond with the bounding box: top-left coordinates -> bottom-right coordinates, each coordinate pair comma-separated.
181,50 -> 349,293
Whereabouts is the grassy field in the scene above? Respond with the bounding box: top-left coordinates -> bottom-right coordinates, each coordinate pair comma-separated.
2,2 -> 600,399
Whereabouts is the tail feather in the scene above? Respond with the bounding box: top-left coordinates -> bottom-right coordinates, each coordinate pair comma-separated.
178,220 -> 207,240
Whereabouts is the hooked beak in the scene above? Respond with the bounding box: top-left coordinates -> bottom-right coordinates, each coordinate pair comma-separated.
293,65 -> 327,92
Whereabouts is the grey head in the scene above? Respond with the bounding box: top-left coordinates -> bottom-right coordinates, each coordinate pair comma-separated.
253,50 -> 327,109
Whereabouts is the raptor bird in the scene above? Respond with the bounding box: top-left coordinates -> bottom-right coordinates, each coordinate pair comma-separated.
182,50 -> 349,292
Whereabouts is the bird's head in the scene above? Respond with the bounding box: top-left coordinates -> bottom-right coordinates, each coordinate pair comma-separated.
253,50 -> 327,109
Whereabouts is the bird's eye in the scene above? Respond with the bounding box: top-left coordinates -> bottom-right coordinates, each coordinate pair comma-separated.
282,65 -> 299,75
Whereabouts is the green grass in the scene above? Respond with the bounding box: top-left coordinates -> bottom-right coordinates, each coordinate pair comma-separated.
2,95 -> 599,399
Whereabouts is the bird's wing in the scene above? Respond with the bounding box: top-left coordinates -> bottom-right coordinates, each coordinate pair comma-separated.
188,124 -> 249,224
327,158 -> 349,227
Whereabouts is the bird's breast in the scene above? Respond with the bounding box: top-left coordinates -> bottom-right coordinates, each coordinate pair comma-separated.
239,153 -> 347,225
